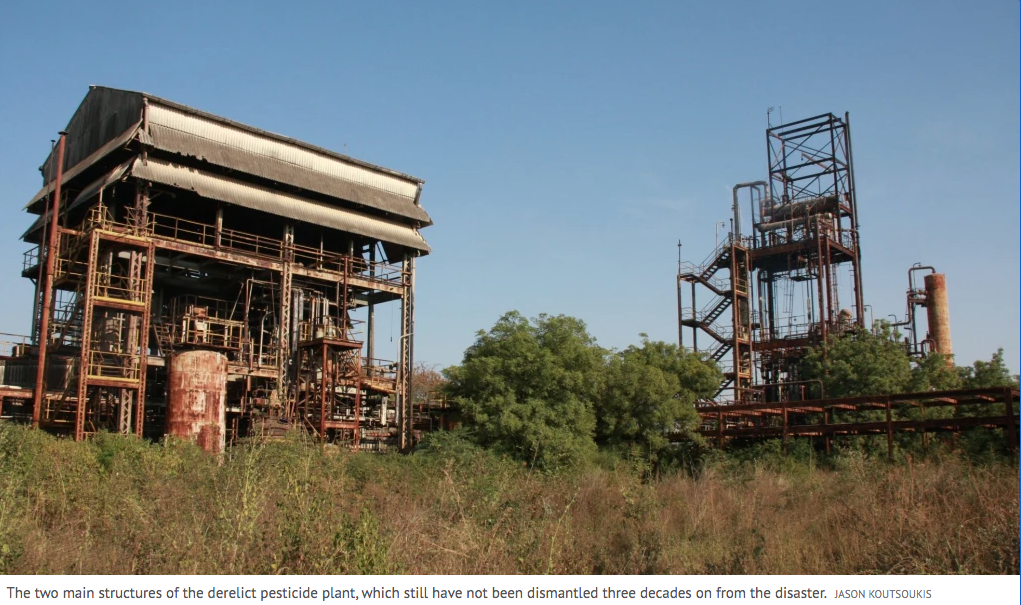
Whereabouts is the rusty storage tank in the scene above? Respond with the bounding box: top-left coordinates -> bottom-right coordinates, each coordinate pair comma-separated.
167,350 -> 228,454
924,273 -> 952,360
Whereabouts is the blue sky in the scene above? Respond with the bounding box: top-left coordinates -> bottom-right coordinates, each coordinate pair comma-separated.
1,1 -> 1018,372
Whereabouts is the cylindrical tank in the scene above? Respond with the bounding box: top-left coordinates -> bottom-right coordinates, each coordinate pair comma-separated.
924,273 -> 952,360
167,350 -> 228,454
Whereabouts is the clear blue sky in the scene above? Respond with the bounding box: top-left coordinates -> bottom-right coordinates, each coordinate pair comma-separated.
1,1 -> 1018,372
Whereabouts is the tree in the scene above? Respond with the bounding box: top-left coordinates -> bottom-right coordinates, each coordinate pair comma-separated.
411,362 -> 446,405
909,352 -> 961,392
443,311 -> 605,470
596,336 -> 720,460
958,348 -> 1019,389
801,323 -> 913,398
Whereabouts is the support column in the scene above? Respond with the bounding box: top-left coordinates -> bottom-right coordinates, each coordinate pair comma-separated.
782,406 -> 789,455
75,232 -> 99,441
367,245 -> 376,363
279,225 -> 294,401
823,407 -> 831,455
32,133 -> 66,428
886,396 -> 894,461
215,206 -> 223,249
397,254 -> 415,450
135,242 -> 155,436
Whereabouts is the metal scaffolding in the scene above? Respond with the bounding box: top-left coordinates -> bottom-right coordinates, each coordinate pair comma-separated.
677,112 -> 1017,451
0,86 -> 432,451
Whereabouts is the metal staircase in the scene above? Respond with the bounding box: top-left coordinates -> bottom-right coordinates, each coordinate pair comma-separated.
678,236 -> 754,402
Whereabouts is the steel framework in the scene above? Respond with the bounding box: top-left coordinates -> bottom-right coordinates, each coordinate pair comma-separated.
0,87 -> 431,451
680,113 -> 863,404
677,113 -> 1016,452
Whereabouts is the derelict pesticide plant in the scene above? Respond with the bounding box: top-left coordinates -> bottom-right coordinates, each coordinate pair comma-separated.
0,88 -> 1016,454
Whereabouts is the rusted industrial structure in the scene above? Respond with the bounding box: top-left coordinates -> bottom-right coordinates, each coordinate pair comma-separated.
679,113 -> 864,403
891,265 -> 953,360
678,112 -> 1017,452
0,86 -> 432,451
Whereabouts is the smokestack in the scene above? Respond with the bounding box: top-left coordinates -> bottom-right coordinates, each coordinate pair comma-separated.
924,273 -> 952,361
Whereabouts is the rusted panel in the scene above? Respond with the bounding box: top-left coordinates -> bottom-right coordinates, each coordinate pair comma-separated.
167,350 -> 228,454
924,273 -> 952,358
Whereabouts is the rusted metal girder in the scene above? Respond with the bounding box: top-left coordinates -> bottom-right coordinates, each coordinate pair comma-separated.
32,133 -> 66,427
688,386 -> 1020,458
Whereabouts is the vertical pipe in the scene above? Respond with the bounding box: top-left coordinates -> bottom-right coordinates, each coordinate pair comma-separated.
367,245 -> 376,362
822,219 -> 835,326
214,206 -> 223,249
32,133 -> 66,428
690,282 -> 697,353
354,361 -> 362,449
815,222 -> 827,343
676,276 -> 683,348
844,113 -> 865,326
319,343 -> 328,439
732,181 -> 767,239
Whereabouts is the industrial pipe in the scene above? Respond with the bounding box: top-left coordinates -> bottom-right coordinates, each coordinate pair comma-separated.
732,181 -> 767,239
755,216 -> 809,233
908,265 -> 935,295
901,265 -> 936,352
32,132 -> 66,428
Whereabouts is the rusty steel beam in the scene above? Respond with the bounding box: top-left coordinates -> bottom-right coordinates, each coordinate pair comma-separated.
688,387 -> 1019,451
32,133 -> 66,428
696,415 -> 1019,440
698,387 -> 1019,414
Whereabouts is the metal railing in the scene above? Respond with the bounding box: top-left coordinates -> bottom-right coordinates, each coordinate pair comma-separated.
86,350 -> 141,382
0,333 -> 30,358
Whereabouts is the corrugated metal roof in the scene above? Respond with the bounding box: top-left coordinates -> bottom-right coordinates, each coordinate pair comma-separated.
145,105 -> 432,225
24,120 -> 140,212
131,158 -> 430,253
29,87 -> 432,227
38,88 -> 144,185
23,161 -> 133,241
69,161 -> 132,213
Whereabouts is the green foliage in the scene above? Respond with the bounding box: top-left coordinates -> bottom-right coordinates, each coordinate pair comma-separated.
802,323 -> 913,397
804,322 -> 1018,401
0,422 -> 1017,575
596,336 -> 720,459
959,348 -> 1019,388
909,352 -> 961,391
444,311 -> 605,470
334,508 -> 397,574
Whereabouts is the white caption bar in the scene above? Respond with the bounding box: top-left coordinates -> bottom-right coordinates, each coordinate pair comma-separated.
4,575 -> 1017,604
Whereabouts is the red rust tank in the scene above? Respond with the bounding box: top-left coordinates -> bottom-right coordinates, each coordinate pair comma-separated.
167,350 -> 228,454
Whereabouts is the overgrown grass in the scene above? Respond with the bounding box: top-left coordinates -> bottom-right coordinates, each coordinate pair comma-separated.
0,425 -> 1016,574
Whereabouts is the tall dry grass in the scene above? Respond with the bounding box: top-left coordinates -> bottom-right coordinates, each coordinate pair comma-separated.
0,425 -> 1016,575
